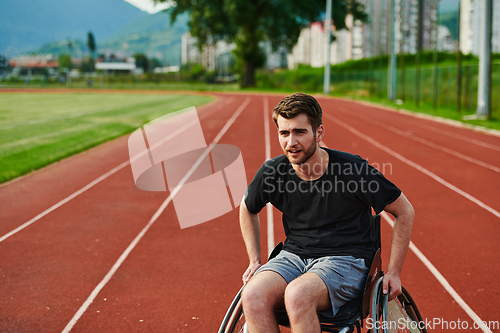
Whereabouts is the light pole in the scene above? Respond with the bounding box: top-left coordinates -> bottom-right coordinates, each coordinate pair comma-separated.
476,0 -> 492,119
388,0 -> 397,101
323,0 -> 332,95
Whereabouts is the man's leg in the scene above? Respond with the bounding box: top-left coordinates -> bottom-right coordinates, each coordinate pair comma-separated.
284,272 -> 331,333
241,271 -> 287,333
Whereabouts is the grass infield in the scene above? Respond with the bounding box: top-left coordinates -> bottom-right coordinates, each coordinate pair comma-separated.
0,92 -> 213,184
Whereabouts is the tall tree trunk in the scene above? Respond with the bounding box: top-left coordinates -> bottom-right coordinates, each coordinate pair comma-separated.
241,60 -> 256,88
237,25 -> 261,88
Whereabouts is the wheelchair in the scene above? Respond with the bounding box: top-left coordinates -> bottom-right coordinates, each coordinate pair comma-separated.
219,215 -> 427,333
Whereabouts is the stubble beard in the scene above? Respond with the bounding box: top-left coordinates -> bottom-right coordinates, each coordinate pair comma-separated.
287,134 -> 317,165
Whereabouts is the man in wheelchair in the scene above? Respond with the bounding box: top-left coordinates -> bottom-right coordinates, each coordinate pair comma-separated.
239,93 -> 415,333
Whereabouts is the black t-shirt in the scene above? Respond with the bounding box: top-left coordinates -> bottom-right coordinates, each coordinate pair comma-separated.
244,148 -> 401,264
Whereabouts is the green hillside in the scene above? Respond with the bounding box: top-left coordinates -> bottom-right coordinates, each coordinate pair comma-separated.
0,0 -> 147,55
440,10 -> 459,40
32,13 -> 188,66
98,13 -> 189,66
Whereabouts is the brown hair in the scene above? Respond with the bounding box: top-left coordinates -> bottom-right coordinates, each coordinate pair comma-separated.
272,92 -> 323,131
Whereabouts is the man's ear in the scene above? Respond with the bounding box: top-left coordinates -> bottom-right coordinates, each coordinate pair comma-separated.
316,125 -> 325,142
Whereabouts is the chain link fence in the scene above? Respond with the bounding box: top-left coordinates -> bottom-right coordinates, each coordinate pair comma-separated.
330,62 -> 500,117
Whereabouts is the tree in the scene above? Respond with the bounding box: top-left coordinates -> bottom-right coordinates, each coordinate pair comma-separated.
58,53 -> 72,71
0,54 -> 9,78
87,31 -> 96,57
158,0 -> 367,87
150,57 -> 163,71
133,53 -> 149,72
81,57 -> 95,73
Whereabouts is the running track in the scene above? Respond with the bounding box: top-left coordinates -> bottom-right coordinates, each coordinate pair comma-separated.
1,91 -> 499,332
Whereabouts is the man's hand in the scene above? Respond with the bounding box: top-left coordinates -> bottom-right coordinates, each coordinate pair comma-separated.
383,193 -> 414,301
382,271 -> 402,301
239,199 -> 262,283
242,262 -> 262,283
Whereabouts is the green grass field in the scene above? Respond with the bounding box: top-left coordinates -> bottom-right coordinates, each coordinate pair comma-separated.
0,92 -> 213,184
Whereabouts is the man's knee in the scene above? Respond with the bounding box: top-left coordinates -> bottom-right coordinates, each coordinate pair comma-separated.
284,282 -> 310,317
241,271 -> 286,315
284,274 -> 330,318
241,280 -> 265,314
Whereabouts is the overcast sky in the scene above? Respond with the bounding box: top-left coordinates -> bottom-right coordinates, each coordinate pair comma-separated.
439,0 -> 460,13
123,0 -> 171,14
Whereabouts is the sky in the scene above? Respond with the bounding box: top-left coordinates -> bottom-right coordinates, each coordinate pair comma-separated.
125,0 -> 460,15
439,0 -> 460,13
123,0 -> 171,14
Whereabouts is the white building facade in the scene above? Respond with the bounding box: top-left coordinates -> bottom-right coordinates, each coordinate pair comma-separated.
461,0 -> 500,55
181,32 -> 216,71
287,0 -> 441,69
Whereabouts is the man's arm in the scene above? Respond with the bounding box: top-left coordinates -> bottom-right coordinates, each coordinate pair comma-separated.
381,192 -> 415,301
240,198 -> 262,283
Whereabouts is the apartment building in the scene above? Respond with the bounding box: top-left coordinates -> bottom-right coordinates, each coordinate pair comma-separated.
461,0 -> 500,55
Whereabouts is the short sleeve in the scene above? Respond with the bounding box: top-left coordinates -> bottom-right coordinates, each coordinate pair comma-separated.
354,162 -> 401,214
244,162 -> 272,214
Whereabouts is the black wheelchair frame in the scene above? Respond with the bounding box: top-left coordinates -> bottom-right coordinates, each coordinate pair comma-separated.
219,215 -> 427,333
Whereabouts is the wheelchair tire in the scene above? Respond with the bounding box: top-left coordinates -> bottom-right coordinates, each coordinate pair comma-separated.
369,278 -> 427,333
391,286 -> 427,333
219,286 -> 247,333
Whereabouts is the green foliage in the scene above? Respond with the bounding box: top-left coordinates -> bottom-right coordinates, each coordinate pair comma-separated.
255,51 -> 493,97
149,57 -> 162,70
0,54 -> 9,73
81,56 -> 95,73
133,53 -> 149,72
58,53 -> 71,70
160,0 -> 367,87
87,31 -> 96,55
178,62 -> 217,83
256,65 -> 324,92
329,52 -> 479,73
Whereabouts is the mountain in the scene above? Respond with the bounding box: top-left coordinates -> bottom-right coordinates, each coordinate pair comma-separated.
98,13 -> 189,66
440,10 -> 459,40
1,0 -> 189,67
0,0 -> 148,55
31,13 -> 189,66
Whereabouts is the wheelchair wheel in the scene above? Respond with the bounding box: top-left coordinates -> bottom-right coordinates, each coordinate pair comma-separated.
370,278 -> 427,333
385,286 -> 427,333
219,286 -> 248,333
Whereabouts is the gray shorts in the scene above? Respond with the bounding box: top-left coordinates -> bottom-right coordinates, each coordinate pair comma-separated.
255,250 -> 368,317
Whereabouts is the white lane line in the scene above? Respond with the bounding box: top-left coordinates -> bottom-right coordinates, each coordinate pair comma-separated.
0,162 -> 130,244
336,106 -> 500,174
263,97 -> 274,257
325,114 -> 500,220
0,98 -> 234,244
421,125 -> 500,152
375,108 -> 500,152
61,97 -> 251,333
380,212 -> 492,333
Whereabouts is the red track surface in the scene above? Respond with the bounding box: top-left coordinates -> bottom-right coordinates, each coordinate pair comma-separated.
1,92 -> 499,332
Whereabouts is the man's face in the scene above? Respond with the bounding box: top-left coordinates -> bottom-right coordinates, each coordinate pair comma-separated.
277,113 -> 319,165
